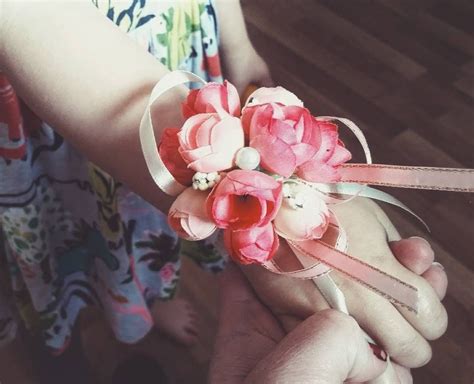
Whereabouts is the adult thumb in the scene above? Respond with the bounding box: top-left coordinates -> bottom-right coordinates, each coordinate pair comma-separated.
246,309 -> 388,383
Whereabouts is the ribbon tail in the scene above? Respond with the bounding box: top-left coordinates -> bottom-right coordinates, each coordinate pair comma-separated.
287,239 -> 418,313
312,274 -> 349,313
312,182 -> 429,230
339,164 -> 474,192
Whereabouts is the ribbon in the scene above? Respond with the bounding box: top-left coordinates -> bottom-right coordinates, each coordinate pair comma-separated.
263,212 -> 419,312
139,71 -> 207,196
139,71 -> 474,314
339,164 -> 474,192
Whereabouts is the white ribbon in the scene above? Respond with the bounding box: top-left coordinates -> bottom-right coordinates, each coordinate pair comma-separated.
139,71 -> 207,196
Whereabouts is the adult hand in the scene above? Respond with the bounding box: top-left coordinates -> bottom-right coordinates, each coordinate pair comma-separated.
209,264 -> 390,383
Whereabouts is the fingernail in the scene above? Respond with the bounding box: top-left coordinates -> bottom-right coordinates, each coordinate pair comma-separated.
409,236 -> 432,248
432,261 -> 445,270
369,342 -> 388,362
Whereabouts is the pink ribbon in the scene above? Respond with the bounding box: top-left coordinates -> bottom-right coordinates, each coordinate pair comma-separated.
263,217 -> 419,312
339,164 -> 474,192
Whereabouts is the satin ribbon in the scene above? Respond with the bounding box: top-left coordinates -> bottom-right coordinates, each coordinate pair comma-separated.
139,70 -> 474,314
139,71 -> 207,196
263,213 -> 418,312
340,164 -> 474,192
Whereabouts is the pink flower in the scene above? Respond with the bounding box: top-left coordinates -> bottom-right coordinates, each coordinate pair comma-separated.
178,111 -> 245,172
160,263 -> 176,283
182,81 -> 241,118
168,187 -> 217,240
158,128 -> 194,185
297,121 -> 352,182
242,86 -> 303,136
224,223 -> 279,265
206,169 -> 283,230
274,183 -> 330,241
246,104 -> 322,177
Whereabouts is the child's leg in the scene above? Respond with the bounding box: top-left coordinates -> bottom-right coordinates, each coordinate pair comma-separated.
151,298 -> 199,346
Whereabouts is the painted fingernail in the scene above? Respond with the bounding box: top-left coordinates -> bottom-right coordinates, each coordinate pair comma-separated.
369,343 -> 388,362
432,261 -> 445,270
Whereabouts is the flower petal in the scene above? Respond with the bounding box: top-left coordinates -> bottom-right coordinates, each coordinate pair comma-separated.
250,134 -> 296,177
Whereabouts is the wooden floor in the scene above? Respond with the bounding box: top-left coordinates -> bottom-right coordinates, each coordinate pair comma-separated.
0,1 -> 472,383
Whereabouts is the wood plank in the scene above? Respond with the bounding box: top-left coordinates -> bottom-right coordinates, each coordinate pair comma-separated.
373,82 -> 474,166
242,1 -> 386,100
262,0 -> 427,80
322,1 -> 467,81
453,72 -> 474,99
429,0 -> 474,35
245,23 -> 407,138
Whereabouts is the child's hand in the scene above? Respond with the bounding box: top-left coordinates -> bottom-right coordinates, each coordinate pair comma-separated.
240,198 -> 448,369
215,0 -> 273,96
222,41 -> 273,96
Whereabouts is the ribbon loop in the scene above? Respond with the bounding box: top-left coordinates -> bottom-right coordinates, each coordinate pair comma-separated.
139,71 -> 207,196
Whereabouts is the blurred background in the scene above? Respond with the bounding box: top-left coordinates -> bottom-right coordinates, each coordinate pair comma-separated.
0,0 -> 472,383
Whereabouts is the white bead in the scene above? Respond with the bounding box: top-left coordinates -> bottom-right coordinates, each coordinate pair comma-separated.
208,180 -> 216,188
235,147 -> 261,170
198,183 -> 208,191
192,183 -> 198,190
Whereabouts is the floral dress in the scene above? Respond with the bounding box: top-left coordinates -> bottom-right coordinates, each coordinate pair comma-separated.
0,0 -> 225,353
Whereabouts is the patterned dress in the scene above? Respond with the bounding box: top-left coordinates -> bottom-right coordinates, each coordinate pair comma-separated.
0,0 -> 225,354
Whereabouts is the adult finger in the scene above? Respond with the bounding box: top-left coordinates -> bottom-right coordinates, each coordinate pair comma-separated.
422,263 -> 448,300
338,274 -> 433,368
389,237 -> 434,275
210,264 -> 284,384
247,310 -> 388,383
389,238 -> 447,300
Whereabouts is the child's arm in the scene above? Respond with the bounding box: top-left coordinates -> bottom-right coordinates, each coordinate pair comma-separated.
0,1 -> 182,212
215,0 -> 273,94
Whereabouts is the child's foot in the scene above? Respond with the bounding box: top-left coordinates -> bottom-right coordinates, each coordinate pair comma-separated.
151,298 -> 199,346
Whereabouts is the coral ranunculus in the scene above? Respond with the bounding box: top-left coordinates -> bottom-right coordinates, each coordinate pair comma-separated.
206,169 -> 283,230
247,104 -> 322,178
178,111 -> 245,173
182,81 -> 241,118
158,128 -> 195,185
168,187 -> 217,241
224,223 -> 279,265
297,120 -> 352,182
